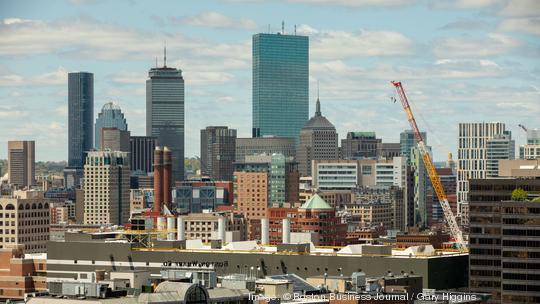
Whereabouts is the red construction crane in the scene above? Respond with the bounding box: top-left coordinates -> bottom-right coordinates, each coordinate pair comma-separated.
391,81 -> 466,249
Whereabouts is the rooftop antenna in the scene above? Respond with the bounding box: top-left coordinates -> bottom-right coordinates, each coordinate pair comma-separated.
268,24 -> 270,33
282,20 -> 285,34
294,24 -> 297,35
163,41 -> 167,68
155,56 -> 158,68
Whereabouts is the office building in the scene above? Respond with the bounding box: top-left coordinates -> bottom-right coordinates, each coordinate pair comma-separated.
400,129 -> 427,162
235,136 -> 295,162
100,128 -> 130,152
0,246 -> 46,301
312,157 -> 407,191
349,186 -> 405,231
200,126 -> 237,181
426,168 -> 457,227
341,132 -> 381,159
0,191 -> 50,253
83,151 -> 130,225
234,154 -> 299,206
130,136 -> 157,173
146,57 -> 185,181
486,131 -> 515,178
173,180 -> 233,213
468,176 -> 540,304
266,194 -> 347,246
129,188 -> 154,212
68,72 -> 94,168
457,122 -> 507,210
94,102 -> 128,149
377,142 -> 401,160
252,32 -> 309,140
521,144 -> 540,160
410,146 -> 432,228
297,98 -> 339,176
7,140 -> 35,188
179,211 -> 247,243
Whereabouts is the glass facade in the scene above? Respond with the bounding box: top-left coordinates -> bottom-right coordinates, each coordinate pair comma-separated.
68,72 -> 94,168
146,67 -> 185,181
252,33 -> 309,140
269,153 -> 286,204
399,129 -> 427,163
94,102 -> 128,149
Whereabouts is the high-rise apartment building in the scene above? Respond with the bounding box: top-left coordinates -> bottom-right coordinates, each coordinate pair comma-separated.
94,102 -> 128,149
486,131 -> 515,178
200,126 -> 237,181
468,174 -> 540,304
341,132 -> 381,159
252,32 -> 309,140
68,72 -> 94,168
235,136 -> 296,162
83,151 -> 130,225
146,58 -> 185,181
297,98 -> 338,176
0,191 -> 50,253
457,122 -> 507,209
519,128 -> 540,159
8,141 -> 35,188
130,136 -> 157,173
234,171 -> 268,220
101,128 -> 130,152
410,146 -> 432,228
400,129 -> 427,162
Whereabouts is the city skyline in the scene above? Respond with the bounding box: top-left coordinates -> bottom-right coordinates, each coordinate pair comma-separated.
1,0 -> 539,162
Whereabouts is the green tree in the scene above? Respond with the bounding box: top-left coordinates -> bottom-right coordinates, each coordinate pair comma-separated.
511,188 -> 528,201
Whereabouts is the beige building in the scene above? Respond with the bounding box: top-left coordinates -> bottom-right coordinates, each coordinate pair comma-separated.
101,128 -> 130,152
346,201 -> 393,230
297,98 -> 339,176
0,191 -> 50,253
83,151 -> 130,225
8,141 -> 35,188
498,159 -> 540,177
130,188 -> 154,213
180,212 -> 247,243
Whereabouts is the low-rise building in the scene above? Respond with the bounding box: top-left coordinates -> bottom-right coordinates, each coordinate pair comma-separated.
0,245 -> 47,301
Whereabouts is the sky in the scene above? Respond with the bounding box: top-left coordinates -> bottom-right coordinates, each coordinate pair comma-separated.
0,0 -> 539,162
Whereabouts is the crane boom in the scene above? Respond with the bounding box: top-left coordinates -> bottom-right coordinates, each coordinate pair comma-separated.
391,81 -> 465,249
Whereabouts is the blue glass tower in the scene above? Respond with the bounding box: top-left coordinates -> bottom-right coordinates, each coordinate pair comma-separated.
68,72 -> 94,168
252,33 -> 309,140
95,102 -> 128,149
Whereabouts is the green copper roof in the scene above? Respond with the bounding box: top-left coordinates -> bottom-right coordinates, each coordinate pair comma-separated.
300,193 -> 333,210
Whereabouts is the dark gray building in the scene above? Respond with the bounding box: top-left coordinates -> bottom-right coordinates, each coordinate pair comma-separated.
7,140 -> 35,188
341,132 -> 381,159
146,59 -> 185,182
469,177 -> 540,304
130,136 -> 157,174
100,128 -> 130,152
235,136 -> 296,162
297,98 -> 338,176
200,126 -> 237,181
68,72 -> 94,168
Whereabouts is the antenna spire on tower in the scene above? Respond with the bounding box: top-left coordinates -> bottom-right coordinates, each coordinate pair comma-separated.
316,81 -> 321,116
163,41 -> 167,68
282,20 -> 285,34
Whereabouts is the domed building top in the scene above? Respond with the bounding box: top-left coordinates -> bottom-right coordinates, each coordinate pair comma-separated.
302,97 -> 335,130
101,102 -> 121,111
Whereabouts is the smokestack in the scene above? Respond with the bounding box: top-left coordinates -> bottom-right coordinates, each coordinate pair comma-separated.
282,218 -> 290,244
157,216 -> 166,240
261,218 -> 269,245
163,146 -> 172,210
153,147 -> 164,213
177,216 -> 185,241
167,216 -> 175,241
218,216 -> 226,242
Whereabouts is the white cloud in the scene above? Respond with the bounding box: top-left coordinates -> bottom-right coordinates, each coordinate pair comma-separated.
290,0 -> 415,8
0,110 -> 28,118
430,0 -> 503,9
499,0 -> 540,17
308,27 -> 414,59
433,33 -> 520,58
499,17 -> 540,35
170,11 -> 257,30
0,67 -> 68,87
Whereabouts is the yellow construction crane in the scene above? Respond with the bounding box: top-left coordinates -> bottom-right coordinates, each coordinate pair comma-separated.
391,81 -> 466,250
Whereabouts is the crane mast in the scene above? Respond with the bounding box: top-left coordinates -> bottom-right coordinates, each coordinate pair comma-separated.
391,81 -> 466,249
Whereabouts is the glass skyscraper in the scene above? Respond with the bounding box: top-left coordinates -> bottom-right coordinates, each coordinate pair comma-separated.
146,64 -> 185,181
68,72 -> 94,168
400,129 -> 427,163
252,33 -> 309,140
95,102 -> 128,149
